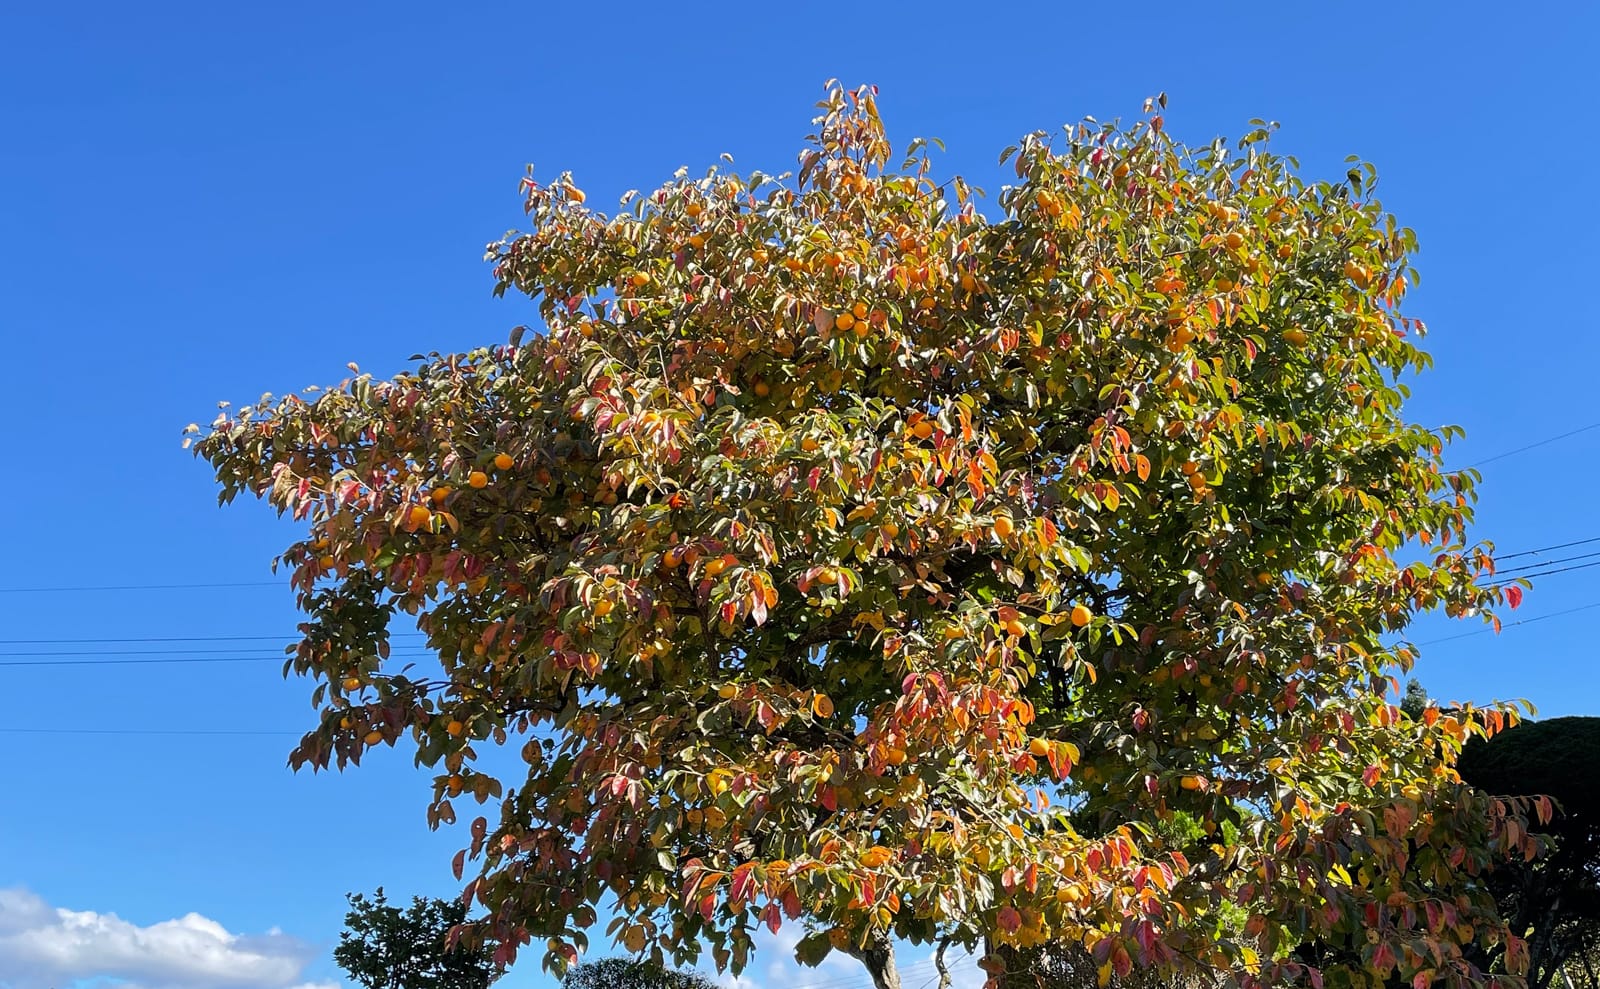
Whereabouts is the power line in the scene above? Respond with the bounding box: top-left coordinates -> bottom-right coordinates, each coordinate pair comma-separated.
1413,600 -> 1600,646
0,655 -> 284,668
0,646 -> 436,658
1461,420 -> 1600,469
0,652 -> 439,668
0,647 -> 299,657
0,633 -> 425,645
1492,549 -> 1600,577
0,580 -> 283,594
1497,535 -> 1600,561
1487,559 -> 1600,588
785,957 -> 942,989
0,727 -> 299,736
913,948 -> 975,989
785,950 -> 975,989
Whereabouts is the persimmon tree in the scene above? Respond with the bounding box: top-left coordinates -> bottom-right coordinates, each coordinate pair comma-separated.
193,85 -> 1536,989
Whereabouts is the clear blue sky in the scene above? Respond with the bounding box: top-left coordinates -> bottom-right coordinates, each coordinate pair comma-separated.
3,3 -> 1597,988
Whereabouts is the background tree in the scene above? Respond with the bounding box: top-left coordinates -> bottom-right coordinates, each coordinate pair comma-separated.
560,958 -> 718,989
194,85 -> 1535,989
334,887 -> 499,989
1457,717 -> 1600,989
1400,678 -> 1430,719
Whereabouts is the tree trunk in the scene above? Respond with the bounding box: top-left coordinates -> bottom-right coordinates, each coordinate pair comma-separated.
848,931 -> 902,989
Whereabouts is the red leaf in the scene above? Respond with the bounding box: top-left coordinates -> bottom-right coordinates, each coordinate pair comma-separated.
1504,585 -> 1523,609
730,863 -> 756,906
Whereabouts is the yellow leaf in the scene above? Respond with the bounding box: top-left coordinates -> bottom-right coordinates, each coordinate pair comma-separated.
1239,946 -> 1260,973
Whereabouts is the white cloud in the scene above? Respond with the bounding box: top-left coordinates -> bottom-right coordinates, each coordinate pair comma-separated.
0,887 -> 337,989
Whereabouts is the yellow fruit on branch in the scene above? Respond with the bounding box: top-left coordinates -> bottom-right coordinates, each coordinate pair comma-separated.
861,845 -> 894,868
494,453 -> 514,470
1070,604 -> 1093,627
468,471 -> 489,489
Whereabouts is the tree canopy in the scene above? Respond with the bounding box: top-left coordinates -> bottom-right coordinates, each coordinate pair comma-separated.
1458,717 -> 1600,988
194,85 -> 1535,989
333,887 -> 499,989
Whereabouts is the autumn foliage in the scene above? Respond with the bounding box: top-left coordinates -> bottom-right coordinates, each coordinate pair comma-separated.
195,85 -> 1536,989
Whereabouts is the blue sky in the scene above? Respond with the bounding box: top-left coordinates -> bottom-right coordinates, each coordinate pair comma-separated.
2,2 -> 1597,987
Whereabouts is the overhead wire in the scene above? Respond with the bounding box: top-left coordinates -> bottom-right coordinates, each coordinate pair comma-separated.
784,950 -> 974,989
0,655 -> 285,668
0,646 -> 437,657
1487,559 -> 1600,587
1495,535 -> 1600,561
0,632 -> 426,645
1412,600 -> 1600,646
1490,549 -> 1600,577
0,580 -> 283,593
1458,420 -> 1600,469
0,727 -> 300,736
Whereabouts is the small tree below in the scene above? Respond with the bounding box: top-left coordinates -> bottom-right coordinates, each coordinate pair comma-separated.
561,958 -> 718,989
334,887 -> 500,989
